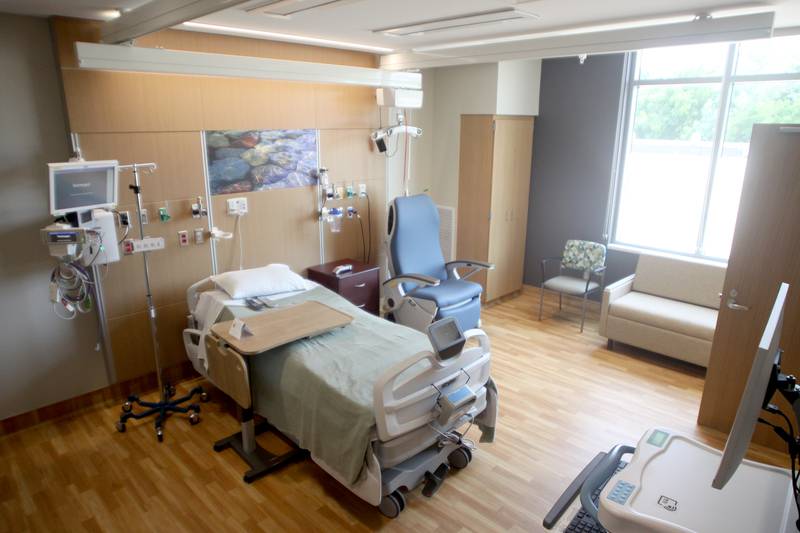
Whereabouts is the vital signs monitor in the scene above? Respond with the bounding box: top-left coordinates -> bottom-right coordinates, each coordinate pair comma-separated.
49,160 -> 118,216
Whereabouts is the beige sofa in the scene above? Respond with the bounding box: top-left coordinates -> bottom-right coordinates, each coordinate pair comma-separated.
599,254 -> 726,367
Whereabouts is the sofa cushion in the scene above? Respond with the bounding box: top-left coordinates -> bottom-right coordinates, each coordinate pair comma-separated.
609,291 -> 718,341
633,254 -> 726,309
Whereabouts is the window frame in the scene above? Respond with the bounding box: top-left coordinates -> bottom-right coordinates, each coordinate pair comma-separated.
606,41 -> 800,263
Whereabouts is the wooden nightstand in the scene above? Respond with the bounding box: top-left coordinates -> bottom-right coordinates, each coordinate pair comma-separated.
307,259 -> 380,315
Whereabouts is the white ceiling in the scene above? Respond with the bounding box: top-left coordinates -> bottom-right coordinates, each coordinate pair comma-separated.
1,0 -> 799,55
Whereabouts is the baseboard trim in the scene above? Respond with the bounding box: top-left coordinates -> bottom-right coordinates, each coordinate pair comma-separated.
0,362 -> 197,436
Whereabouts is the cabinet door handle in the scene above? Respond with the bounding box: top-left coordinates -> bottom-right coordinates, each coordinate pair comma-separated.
354,283 -> 366,288
356,303 -> 366,308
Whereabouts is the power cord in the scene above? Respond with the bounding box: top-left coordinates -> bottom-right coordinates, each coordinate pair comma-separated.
357,214 -> 366,264
759,406 -> 800,528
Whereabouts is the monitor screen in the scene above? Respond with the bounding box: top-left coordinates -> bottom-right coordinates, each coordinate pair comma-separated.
712,282 -> 790,490
49,160 -> 118,216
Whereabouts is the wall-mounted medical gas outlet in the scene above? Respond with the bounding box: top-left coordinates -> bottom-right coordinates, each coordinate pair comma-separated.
194,228 -> 205,244
159,207 -> 171,222
119,211 -> 131,227
140,208 -> 149,225
177,230 -> 189,247
359,183 -> 368,197
122,237 -> 165,255
227,197 -> 248,216
346,206 -> 357,219
191,196 -> 207,219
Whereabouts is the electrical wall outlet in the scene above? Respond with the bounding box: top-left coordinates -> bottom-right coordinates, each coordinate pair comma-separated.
122,237 -> 165,254
177,230 -> 189,247
140,208 -> 149,225
119,211 -> 131,226
227,197 -> 248,216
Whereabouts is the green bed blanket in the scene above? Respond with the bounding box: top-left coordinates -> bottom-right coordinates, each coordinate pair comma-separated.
219,286 -> 432,485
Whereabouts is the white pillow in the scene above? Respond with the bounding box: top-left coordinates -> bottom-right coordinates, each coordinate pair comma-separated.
212,264 -> 309,299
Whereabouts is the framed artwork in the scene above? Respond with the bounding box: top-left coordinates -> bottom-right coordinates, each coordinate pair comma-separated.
205,129 -> 318,194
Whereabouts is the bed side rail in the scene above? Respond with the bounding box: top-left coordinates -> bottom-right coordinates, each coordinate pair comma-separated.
186,276 -> 214,314
373,329 -> 491,442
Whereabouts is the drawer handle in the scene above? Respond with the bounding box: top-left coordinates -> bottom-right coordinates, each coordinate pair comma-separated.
356,303 -> 366,308
354,283 -> 366,288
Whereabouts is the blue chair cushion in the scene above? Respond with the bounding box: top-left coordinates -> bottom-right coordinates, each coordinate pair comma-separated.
412,279 -> 483,308
436,296 -> 481,332
389,195 -> 447,281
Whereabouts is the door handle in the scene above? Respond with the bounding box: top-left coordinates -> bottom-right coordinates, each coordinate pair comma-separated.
721,289 -> 750,311
354,283 -> 366,288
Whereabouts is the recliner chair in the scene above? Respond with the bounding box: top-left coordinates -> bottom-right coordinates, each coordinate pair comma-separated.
384,194 -> 493,332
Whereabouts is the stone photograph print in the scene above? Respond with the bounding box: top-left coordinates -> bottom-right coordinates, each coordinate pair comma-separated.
205,129 -> 318,194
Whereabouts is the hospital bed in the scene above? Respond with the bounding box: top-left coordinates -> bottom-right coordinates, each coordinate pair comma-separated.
183,273 -> 497,518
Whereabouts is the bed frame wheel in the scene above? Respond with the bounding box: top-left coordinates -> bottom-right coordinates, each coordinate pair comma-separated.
156,427 -> 164,442
378,491 -> 405,519
200,392 -> 209,403
121,401 -> 133,413
189,412 -> 200,425
115,421 -> 126,433
448,446 -> 473,469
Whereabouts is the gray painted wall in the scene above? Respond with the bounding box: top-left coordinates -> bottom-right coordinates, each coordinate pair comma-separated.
0,14 -> 110,420
523,54 -> 638,295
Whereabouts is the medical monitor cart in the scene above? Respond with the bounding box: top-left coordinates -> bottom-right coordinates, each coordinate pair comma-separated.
545,282 -> 798,533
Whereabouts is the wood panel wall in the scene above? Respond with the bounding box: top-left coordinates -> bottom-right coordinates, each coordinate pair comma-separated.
51,18 -> 386,382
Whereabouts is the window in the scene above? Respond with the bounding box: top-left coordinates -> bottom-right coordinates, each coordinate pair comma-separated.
610,36 -> 800,261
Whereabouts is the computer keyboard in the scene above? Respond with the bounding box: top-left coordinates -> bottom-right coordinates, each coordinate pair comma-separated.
564,461 -> 627,533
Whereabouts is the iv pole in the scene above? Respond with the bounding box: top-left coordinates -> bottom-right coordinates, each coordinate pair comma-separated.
115,162 -> 207,442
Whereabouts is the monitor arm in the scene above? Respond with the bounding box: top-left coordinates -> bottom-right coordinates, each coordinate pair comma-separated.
759,350 -> 800,455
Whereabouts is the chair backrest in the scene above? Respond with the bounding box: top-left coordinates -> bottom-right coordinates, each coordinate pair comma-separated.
387,194 -> 447,281
561,240 -> 607,272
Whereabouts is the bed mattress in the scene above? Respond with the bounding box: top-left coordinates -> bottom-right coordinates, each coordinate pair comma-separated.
218,286 -> 432,484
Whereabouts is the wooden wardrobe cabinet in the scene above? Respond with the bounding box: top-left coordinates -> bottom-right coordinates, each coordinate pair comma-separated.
456,115 -> 534,302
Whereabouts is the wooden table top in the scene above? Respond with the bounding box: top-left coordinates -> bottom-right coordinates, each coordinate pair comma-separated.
210,301 -> 353,356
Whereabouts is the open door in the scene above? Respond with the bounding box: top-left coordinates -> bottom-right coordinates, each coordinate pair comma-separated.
698,124 -> 800,449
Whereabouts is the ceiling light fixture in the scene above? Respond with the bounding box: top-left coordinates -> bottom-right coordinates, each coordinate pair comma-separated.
245,0 -> 344,17
374,8 -> 538,37
99,9 -> 122,20
412,14 -> 700,52
180,21 -> 393,53
380,11 -> 774,70
411,8 -> 774,53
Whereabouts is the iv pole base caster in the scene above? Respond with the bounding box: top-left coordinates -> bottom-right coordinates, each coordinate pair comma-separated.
115,385 -> 206,442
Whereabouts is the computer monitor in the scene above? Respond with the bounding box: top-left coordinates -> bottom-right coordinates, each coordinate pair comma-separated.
49,160 -> 118,216
712,282 -> 790,490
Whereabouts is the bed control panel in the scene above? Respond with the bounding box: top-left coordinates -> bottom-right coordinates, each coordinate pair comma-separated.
427,317 -> 466,360
607,480 -> 636,505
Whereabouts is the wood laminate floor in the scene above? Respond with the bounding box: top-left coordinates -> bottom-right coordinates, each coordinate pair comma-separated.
0,287 -> 787,532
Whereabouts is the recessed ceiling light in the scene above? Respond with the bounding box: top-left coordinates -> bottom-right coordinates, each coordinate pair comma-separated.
245,0 -> 344,17
374,8 -> 539,37
99,8 -> 122,20
181,21 -> 393,53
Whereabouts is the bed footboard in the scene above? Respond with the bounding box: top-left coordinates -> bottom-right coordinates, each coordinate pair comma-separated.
373,328 -> 492,442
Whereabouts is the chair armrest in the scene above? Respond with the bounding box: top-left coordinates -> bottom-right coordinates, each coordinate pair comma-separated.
599,274 -> 635,337
446,260 -> 494,280
540,256 -> 563,283
382,274 -> 440,290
